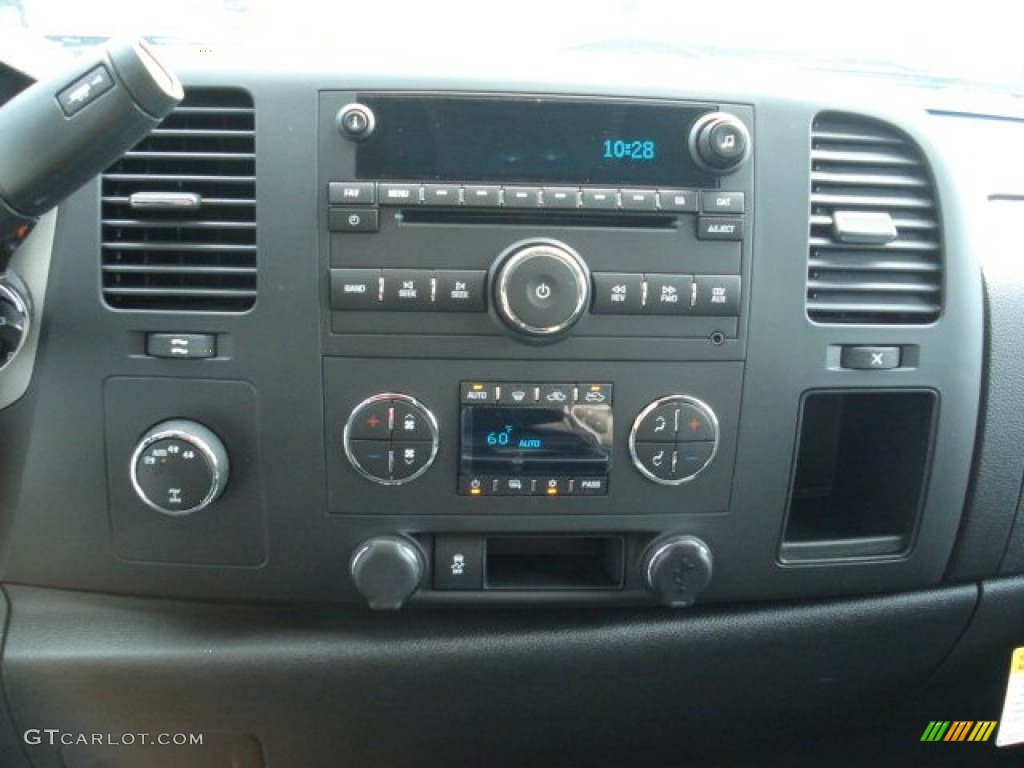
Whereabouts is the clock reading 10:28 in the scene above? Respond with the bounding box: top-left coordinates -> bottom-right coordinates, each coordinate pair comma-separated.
602,139 -> 656,161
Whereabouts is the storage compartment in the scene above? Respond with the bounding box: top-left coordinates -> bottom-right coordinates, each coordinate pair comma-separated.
485,535 -> 624,590
780,390 -> 937,562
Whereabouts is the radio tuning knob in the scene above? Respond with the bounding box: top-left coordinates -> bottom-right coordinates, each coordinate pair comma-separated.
689,112 -> 751,174
492,239 -> 590,341
350,535 -> 425,610
643,535 -> 713,607
130,419 -> 229,515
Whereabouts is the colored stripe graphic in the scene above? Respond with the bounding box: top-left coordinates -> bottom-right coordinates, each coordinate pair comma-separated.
969,721 -> 998,742
945,721 -> 973,741
921,721 -> 950,741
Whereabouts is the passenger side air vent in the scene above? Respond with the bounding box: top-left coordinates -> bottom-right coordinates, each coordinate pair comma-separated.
101,89 -> 256,312
807,113 -> 941,324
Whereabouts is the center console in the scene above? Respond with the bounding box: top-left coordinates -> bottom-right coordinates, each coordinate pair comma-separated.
318,92 -> 752,607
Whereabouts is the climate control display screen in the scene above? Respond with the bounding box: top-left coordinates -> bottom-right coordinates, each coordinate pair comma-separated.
459,382 -> 613,496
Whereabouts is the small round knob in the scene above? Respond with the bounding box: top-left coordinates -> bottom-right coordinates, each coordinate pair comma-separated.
0,272 -> 31,371
336,103 -> 375,141
492,240 -> 589,339
350,536 -> 425,611
643,535 -> 713,607
130,419 -> 229,515
689,112 -> 750,173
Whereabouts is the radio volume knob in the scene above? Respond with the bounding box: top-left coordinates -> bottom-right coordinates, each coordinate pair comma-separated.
492,240 -> 590,340
689,112 -> 750,173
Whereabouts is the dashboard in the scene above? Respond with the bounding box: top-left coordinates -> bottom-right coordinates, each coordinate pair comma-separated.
1,44 -> 1024,767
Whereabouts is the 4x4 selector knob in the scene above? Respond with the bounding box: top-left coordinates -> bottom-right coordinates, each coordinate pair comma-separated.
492,239 -> 590,340
689,112 -> 751,174
130,419 -> 229,515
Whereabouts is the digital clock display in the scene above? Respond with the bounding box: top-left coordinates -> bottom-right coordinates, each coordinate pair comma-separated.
602,139 -> 656,161
461,405 -> 612,476
357,96 -> 718,187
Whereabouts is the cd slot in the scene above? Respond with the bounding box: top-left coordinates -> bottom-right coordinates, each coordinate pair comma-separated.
399,209 -> 679,229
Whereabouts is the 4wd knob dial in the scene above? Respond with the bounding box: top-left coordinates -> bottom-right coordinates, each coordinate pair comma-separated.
492,240 -> 590,339
130,419 -> 229,515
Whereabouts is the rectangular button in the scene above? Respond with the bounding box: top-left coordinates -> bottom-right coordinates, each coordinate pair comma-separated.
536,477 -> 569,496
57,65 -> 114,116
381,269 -> 432,310
328,207 -> 379,233
499,383 -> 537,405
379,184 -> 420,205
496,477 -> 533,496
702,191 -> 745,214
459,476 -> 495,495
578,383 -> 612,405
620,189 -> 657,211
330,268 -> 381,310
575,477 -> 608,496
434,536 -> 484,590
503,186 -> 541,208
698,216 -> 744,240
328,182 -> 375,205
463,185 -> 501,207
146,333 -> 216,359
542,187 -> 579,209
644,274 -> 693,314
582,188 -> 619,209
693,275 -> 741,316
592,272 -> 644,314
841,346 -> 901,370
538,384 -> 574,405
461,382 -> 500,404
433,270 -> 486,311
422,184 -> 461,206
658,189 -> 698,212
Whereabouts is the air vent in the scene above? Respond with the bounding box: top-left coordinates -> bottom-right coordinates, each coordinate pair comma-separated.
808,113 -> 941,324
101,89 -> 256,312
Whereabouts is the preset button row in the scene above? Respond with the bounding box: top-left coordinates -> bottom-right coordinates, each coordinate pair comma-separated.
328,181 -> 743,214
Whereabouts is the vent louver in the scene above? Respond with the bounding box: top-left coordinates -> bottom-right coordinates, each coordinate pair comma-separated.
807,113 -> 941,324
101,89 -> 256,312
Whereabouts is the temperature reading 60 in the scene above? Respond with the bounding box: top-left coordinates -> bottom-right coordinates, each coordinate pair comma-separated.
486,426 -> 513,446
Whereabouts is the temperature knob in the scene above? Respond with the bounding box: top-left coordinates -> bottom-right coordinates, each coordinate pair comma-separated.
130,419 -> 229,515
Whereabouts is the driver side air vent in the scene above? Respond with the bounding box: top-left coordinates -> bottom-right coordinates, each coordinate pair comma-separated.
807,113 -> 941,324
101,89 -> 256,312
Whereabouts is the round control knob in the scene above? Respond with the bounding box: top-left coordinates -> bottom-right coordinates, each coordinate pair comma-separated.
350,535 -> 425,610
0,272 -> 31,371
130,419 -> 229,515
643,535 -> 713,607
492,240 -> 589,339
630,395 -> 719,485
343,393 -> 439,485
336,103 -> 375,140
689,112 -> 751,173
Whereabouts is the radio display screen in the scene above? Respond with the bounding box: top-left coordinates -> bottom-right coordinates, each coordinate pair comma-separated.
460,405 -> 612,476
356,95 -> 719,187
